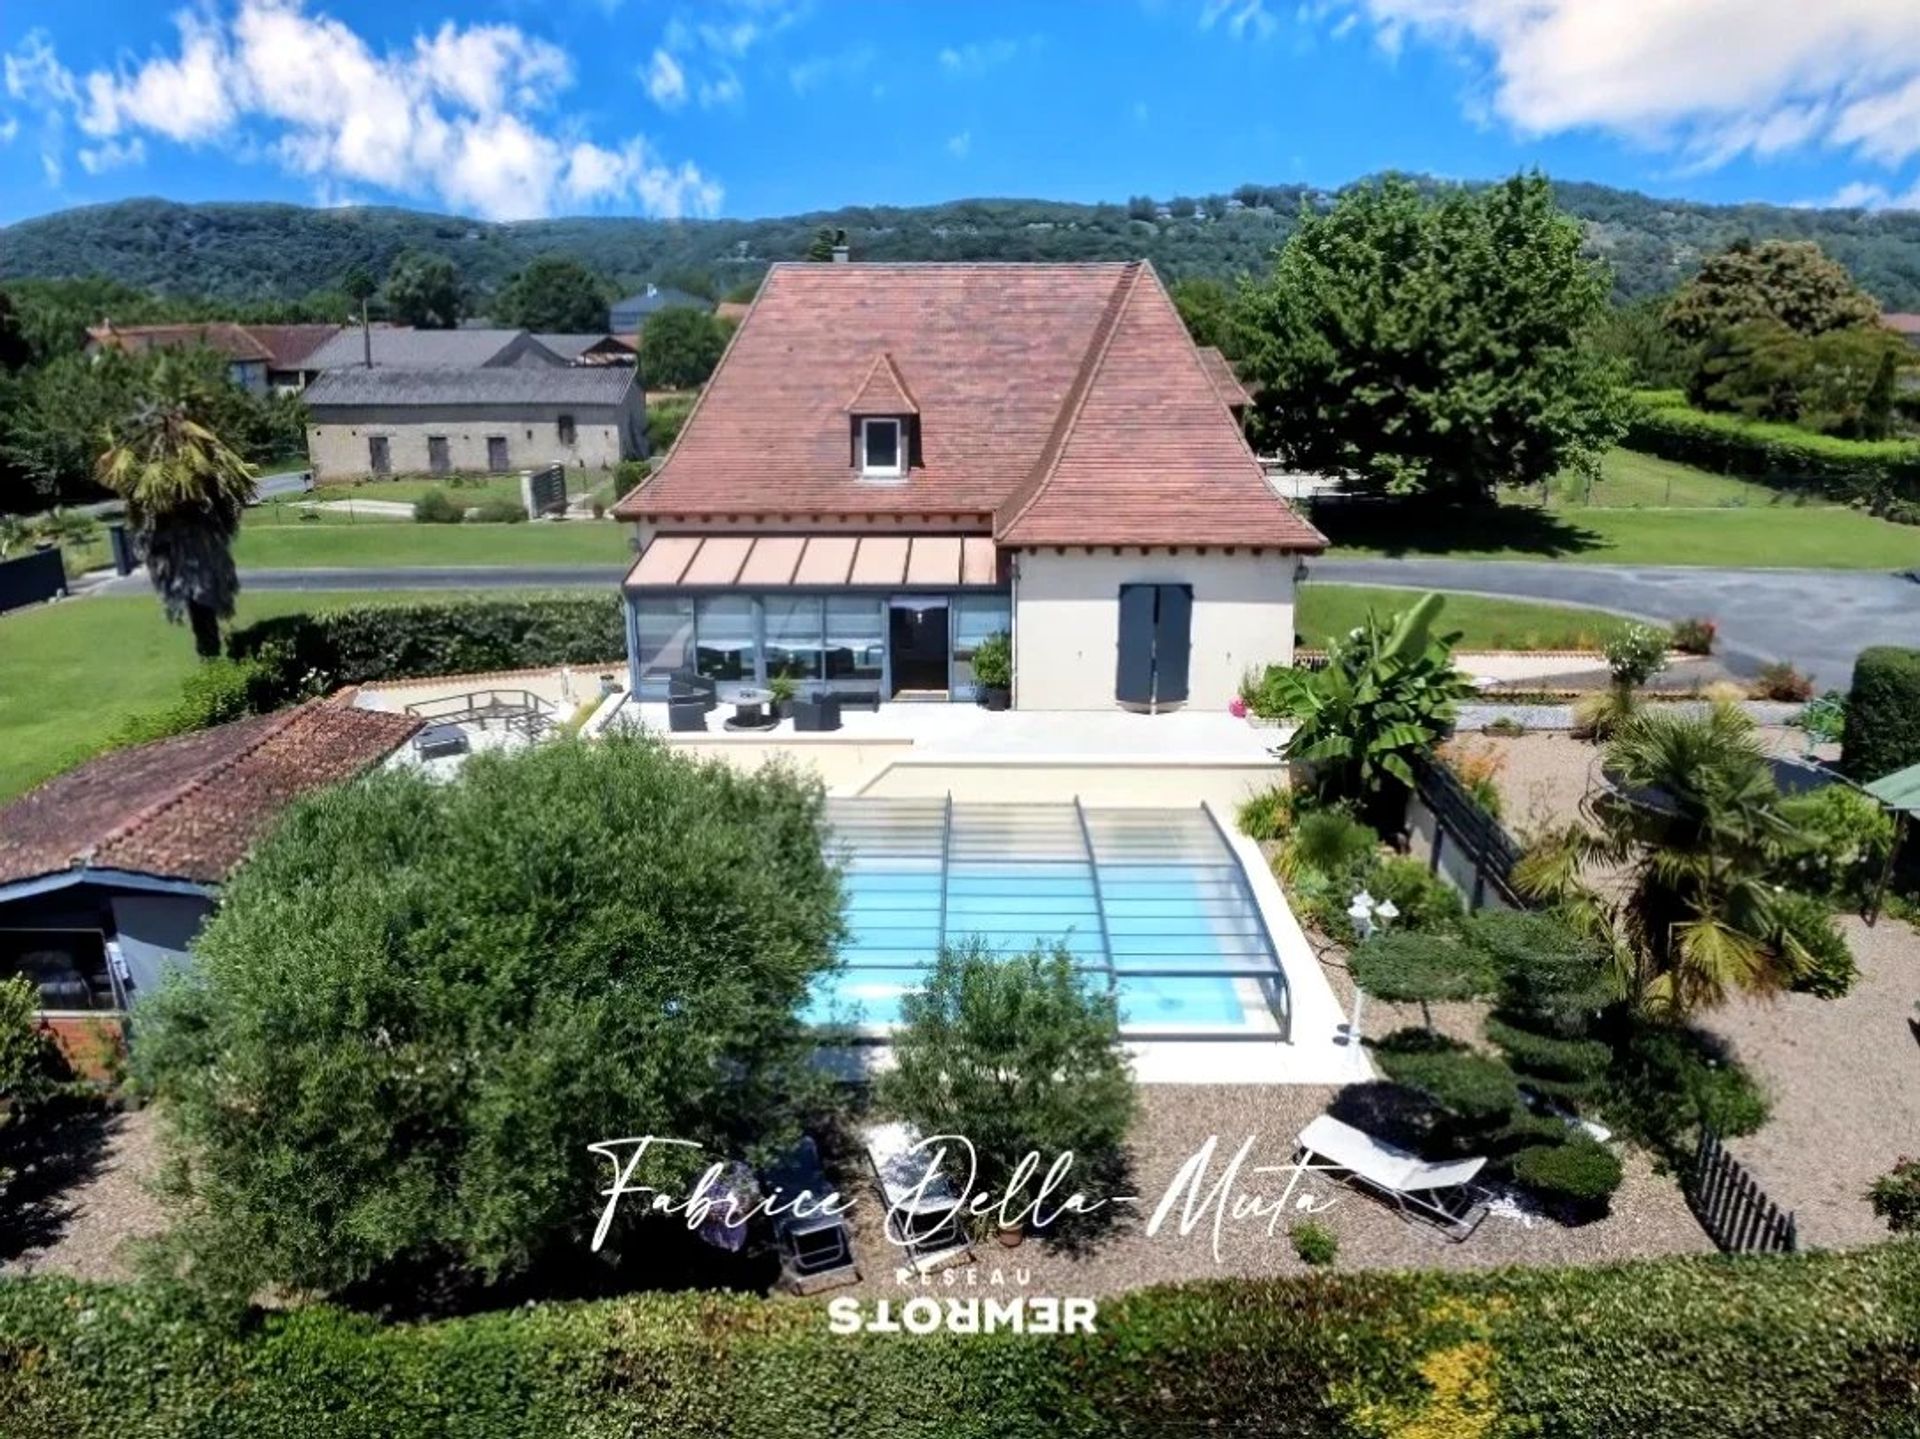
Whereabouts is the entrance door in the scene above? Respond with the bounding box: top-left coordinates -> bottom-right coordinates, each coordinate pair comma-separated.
486,435 -> 510,472
888,597 -> 950,698
367,435 -> 391,475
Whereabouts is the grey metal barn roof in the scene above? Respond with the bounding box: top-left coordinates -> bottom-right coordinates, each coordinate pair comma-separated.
304,365 -> 638,409
302,328 -> 559,370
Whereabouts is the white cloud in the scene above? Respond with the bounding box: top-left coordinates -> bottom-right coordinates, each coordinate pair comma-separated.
1200,0 -> 1279,41
946,129 -> 971,159
1326,0 -> 1920,179
936,37 -> 1038,77
1816,178 -> 1920,210
0,115 -> 17,145
644,48 -> 687,109
4,2 -> 722,221
789,44 -> 874,95
698,70 -> 743,107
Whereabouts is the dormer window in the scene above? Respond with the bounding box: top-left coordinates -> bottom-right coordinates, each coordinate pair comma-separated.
860,416 -> 905,478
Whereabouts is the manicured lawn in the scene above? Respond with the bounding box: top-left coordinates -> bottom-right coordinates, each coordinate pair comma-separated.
1322,449 -> 1920,569
1545,449 -> 1813,509
0,590 -> 526,804
1298,584 -> 1635,651
233,517 -> 632,567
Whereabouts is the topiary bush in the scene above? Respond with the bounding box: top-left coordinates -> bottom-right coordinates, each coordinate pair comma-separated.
1601,1019 -> 1769,1159
1841,646 -> 1920,783
1512,1134 -> 1624,1215
1350,931 -> 1500,1005
1868,1158 -> 1920,1233
1288,1220 -> 1337,1266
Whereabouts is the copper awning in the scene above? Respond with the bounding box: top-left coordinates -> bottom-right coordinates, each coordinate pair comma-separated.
626,533 -> 1001,589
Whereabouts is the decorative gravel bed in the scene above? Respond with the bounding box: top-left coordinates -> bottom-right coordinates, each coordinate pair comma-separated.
1,1105 -> 166,1283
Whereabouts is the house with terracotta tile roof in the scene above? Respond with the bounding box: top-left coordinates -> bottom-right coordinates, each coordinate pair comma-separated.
610,260 -> 1324,712
86,321 -> 343,394
0,701 -> 419,1034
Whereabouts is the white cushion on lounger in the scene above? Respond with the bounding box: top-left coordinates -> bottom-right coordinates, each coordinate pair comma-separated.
1297,1114 -> 1485,1194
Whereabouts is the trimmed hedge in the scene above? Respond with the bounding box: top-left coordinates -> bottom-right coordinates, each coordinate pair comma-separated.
1,1247 -> 1917,1436
1622,393 -> 1920,507
1843,646 -> 1920,784
226,596 -> 627,699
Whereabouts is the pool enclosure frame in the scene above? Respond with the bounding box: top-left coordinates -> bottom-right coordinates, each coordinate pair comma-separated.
819,797 -> 1292,1042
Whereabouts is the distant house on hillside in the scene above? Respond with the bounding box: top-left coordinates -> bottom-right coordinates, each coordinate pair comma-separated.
1883,313 -> 1920,351
303,365 -> 645,481
86,321 -> 341,394
609,284 -> 712,333
0,700 -> 418,1058
302,327 -> 566,372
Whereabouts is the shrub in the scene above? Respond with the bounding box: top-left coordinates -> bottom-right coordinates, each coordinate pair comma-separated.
1371,1031 -> 1520,1135
1670,617 -> 1717,655
468,497 -> 529,524
1571,685 -> 1636,740
1435,736 -> 1504,817
133,737 -> 845,1304
227,597 -> 627,699
110,656 -> 280,748
970,630 -> 1012,690
1288,1220 -> 1337,1266
1483,715 -> 1526,737
4,1248 -> 1920,1437
878,940 -> 1135,1230
1841,646 -> 1920,782
1463,910 -> 1616,1022
1601,1020 -> 1769,1158
1797,690 -> 1848,746
1235,785 -> 1296,842
412,489 -> 464,524
646,397 -> 693,453
1623,392 -> 1920,507
1483,1016 -> 1611,1100
1277,808 -> 1378,884
1754,661 -> 1814,702
1778,784 -> 1897,905
1868,1157 -> 1920,1233
1603,623 -> 1670,689
1367,855 -> 1465,933
1768,890 -> 1859,998
1350,931 -> 1500,1005
1512,1134 -> 1624,1212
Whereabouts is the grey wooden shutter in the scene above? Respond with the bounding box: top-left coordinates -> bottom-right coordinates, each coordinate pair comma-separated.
1153,584 -> 1192,705
1115,584 -> 1157,704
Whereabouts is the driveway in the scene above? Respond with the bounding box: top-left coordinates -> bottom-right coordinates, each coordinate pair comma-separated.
1313,559 -> 1919,689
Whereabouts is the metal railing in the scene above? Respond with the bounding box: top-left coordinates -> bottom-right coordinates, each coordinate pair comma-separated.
1412,752 -> 1529,910
1687,1128 -> 1798,1255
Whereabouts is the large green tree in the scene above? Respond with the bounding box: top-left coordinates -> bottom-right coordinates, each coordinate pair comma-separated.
135,737 -> 845,1303
640,306 -> 730,390
493,256 -> 609,333
384,251 -> 464,329
95,365 -> 257,657
1664,239 -> 1882,344
1168,276 -> 1243,358
1238,174 -> 1626,500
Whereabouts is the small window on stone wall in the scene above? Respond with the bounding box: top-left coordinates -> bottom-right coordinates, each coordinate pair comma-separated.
558,413 -> 577,445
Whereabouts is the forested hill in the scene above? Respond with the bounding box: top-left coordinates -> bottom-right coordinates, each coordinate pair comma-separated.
5,178 -> 1920,309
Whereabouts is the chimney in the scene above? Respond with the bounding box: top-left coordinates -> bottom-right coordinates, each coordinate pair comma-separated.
831,242 -> 850,264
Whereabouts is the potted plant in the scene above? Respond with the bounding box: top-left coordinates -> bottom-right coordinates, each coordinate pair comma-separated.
971,630 -> 1012,711
768,673 -> 797,719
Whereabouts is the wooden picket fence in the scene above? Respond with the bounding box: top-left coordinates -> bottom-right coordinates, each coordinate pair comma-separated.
1687,1128 -> 1798,1255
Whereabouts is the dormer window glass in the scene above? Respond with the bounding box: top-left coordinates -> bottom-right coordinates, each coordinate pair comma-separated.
861,416 -> 904,478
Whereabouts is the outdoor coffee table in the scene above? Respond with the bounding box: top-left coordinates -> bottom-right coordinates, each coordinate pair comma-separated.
726,686 -> 778,730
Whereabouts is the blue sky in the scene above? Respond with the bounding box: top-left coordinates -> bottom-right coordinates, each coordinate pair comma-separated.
3,1 -> 1919,226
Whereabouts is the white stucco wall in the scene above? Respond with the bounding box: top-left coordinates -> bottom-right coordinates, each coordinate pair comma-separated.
307,393 -> 644,482
1011,548 -> 1298,712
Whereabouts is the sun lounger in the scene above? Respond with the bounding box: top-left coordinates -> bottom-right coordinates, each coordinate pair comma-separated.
1294,1114 -> 1489,1241
862,1120 -> 972,1274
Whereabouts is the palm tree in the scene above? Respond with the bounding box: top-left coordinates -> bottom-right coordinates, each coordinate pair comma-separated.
96,382 -> 255,658
1516,702 -> 1827,1018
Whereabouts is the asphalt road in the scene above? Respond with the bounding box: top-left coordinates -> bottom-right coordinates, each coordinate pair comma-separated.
93,557 -> 1915,689
1312,558 -> 1919,688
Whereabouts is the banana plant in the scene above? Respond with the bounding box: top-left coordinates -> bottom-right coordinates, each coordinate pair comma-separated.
1264,591 -> 1476,802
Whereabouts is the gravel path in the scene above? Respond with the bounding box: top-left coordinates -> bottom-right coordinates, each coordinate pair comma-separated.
1702,916 -> 1920,1248
1,1105 -> 166,1283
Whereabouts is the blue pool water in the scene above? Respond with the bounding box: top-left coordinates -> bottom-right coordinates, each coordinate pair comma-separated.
803,801 -> 1285,1034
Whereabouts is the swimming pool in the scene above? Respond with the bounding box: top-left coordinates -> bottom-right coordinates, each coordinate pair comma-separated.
804,798 -> 1290,1037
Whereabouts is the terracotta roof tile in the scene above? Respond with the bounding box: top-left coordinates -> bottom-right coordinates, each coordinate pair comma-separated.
1197,346 -> 1251,410
844,352 -> 920,414
0,702 -> 421,888
614,261 -> 1321,551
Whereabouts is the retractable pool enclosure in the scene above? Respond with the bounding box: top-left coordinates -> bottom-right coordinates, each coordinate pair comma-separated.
806,798 -> 1291,1040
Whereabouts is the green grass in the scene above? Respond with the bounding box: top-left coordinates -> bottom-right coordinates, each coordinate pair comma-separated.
1298,584 -> 1636,651
1322,449 -> 1920,569
1544,449 -> 1816,509
233,518 -> 632,567
0,590 -> 531,804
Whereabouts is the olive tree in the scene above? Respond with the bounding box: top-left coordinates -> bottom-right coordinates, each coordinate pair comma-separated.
136,736 -> 845,1301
